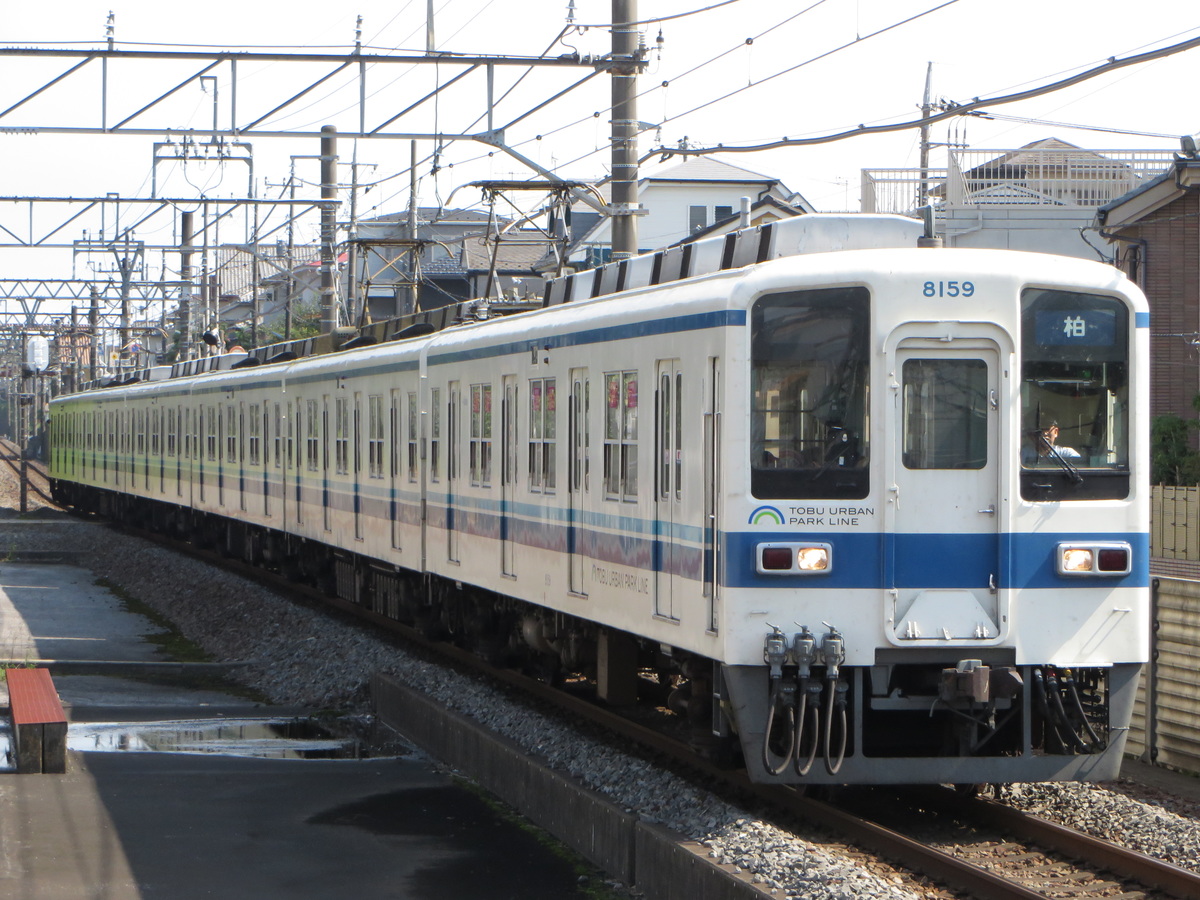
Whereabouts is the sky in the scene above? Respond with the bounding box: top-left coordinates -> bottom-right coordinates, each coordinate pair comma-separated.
1,0 -> 1198,285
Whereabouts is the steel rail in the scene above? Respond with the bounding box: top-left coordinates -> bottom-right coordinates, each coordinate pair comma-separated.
964,793 -> 1200,899
884,784 -> 1200,898
115,515 -> 1197,900
0,438 -> 56,508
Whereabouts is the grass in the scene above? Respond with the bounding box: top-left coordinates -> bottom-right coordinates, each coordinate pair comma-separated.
96,576 -> 213,662
93,576 -> 271,703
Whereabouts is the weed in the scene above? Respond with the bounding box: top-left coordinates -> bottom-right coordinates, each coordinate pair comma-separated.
91,577 -> 269,703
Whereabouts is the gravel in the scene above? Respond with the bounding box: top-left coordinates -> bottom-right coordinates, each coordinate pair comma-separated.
3,498 -> 1199,897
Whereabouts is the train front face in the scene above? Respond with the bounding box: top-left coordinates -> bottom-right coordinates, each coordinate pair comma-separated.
721,250 -> 1149,784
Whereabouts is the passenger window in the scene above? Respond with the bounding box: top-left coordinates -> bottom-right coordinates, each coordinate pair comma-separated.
1020,289 -> 1130,501
604,371 -> 638,501
902,359 -> 988,470
750,287 -> 870,500
528,378 -> 556,493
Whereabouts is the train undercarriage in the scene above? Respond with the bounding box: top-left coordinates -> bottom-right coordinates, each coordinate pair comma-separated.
52,480 -> 1137,785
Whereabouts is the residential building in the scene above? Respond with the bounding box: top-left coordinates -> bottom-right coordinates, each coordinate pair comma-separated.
862,138 -> 1175,259
567,157 -> 813,266
1097,155 -> 1200,422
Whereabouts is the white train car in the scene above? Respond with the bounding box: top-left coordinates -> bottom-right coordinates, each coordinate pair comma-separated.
49,215 -> 1149,785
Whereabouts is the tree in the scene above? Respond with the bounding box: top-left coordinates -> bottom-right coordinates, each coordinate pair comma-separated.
1151,394 -> 1200,485
257,301 -> 324,345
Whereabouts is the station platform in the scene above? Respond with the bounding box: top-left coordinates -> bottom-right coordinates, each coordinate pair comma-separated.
0,546 -> 613,900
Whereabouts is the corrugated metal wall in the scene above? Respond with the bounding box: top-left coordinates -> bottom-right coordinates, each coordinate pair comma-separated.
1127,577 -> 1200,773
1151,486 -> 1200,560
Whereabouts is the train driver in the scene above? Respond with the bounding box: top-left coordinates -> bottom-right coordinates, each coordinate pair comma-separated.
1022,421 -> 1081,465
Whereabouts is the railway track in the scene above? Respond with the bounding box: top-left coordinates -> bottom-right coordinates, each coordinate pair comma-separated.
115,516 -> 1200,900
0,438 -> 57,509
827,785 -> 1200,900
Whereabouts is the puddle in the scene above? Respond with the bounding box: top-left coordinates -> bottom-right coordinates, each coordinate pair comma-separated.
0,717 -> 415,766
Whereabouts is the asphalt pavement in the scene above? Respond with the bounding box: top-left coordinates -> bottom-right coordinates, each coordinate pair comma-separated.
0,552 -> 611,900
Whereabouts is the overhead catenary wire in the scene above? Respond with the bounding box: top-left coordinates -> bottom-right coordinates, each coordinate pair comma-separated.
322,0 -> 941,207
433,0 -> 837,177
973,114 -> 1179,140
652,30 -> 1200,157
574,0 -> 744,28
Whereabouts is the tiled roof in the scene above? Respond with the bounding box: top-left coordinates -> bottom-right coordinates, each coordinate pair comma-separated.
642,156 -> 780,184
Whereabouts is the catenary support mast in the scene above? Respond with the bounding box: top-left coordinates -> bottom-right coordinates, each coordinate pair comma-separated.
610,0 -> 640,259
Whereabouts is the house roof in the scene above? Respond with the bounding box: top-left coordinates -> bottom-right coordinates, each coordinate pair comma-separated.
1097,159 -> 1200,230
415,233 -> 548,277
458,234 -> 548,272
971,137 -> 1130,172
578,156 -> 799,202
359,207 -> 499,227
641,156 -> 781,185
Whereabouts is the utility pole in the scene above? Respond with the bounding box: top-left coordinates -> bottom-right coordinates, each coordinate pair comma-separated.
406,141 -> 419,316
251,203 -> 261,346
610,0 -> 641,259
286,162 -> 296,340
114,235 -> 137,357
320,125 -> 339,334
88,288 -> 100,383
180,210 -> 194,358
19,329 -> 27,513
346,18 -> 363,327
918,61 -> 933,209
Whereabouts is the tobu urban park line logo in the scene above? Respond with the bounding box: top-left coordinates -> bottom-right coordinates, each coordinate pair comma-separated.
749,506 -> 785,525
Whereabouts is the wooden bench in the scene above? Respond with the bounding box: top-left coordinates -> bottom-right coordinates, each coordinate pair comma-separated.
6,668 -> 67,773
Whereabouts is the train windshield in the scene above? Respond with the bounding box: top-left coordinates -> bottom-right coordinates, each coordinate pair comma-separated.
750,287 -> 870,500
1020,288 -> 1130,501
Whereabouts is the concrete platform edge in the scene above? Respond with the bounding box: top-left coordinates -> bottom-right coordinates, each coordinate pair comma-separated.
371,672 -> 771,900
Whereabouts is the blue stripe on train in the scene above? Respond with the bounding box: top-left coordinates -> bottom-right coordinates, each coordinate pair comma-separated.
722,530 -> 1150,590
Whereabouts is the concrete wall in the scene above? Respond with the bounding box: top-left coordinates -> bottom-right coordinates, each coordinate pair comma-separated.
371,673 -> 773,900
941,206 -> 1108,259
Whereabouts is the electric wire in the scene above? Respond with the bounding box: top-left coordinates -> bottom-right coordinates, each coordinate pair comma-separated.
648,0 -> 962,143
653,31 -> 1200,157
433,0 -> 835,178
575,0 -> 744,28
973,114 -> 1178,140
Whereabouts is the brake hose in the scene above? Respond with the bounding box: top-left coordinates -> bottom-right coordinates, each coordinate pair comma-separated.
1064,670 -> 1104,751
823,677 -> 848,775
762,676 -> 795,776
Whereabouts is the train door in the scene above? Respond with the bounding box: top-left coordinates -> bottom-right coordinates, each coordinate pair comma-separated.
268,402 -> 278,519
240,403 -> 249,513
501,375 -> 517,577
322,396 -> 331,532
655,359 -> 683,621
887,339 -> 1004,643
291,400 -> 302,527
704,358 -> 721,632
266,403 -> 276,517
568,369 -> 589,595
115,409 -> 123,488
447,381 -> 461,562
197,406 -> 206,503
217,406 -> 227,509
353,391 -> 364,541
390,389 -> 402,550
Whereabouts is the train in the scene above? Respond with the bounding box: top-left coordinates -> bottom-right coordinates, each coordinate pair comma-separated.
47,214 -> 1150,785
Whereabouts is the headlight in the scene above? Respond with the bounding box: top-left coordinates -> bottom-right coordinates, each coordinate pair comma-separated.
756,542 -> 832,575
1056,542 -> 1131,576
